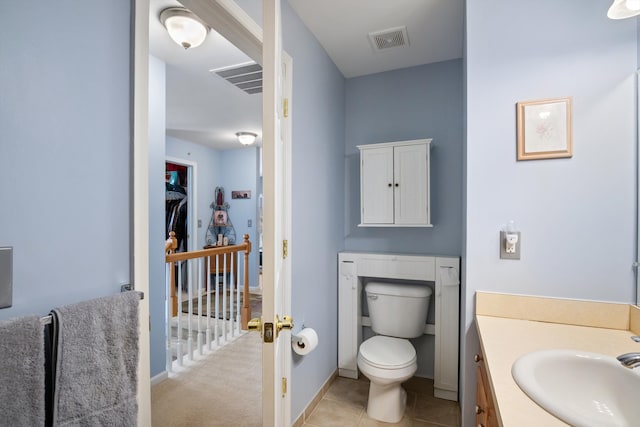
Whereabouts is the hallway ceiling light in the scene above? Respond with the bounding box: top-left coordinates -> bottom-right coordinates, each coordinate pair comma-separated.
608,0 -> 640,19
236,132 -> 258,145
160,7 -> 209,50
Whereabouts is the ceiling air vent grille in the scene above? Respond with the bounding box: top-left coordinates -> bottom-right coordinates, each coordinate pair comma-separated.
210,62 -> 262,94
368,26 -> 409,52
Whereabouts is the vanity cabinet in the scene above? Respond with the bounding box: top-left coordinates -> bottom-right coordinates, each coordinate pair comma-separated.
357,139 -> 432,227
475,352 -> 498,427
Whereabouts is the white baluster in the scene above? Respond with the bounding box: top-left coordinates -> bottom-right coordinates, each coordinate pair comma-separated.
206,256 -> 212,350
223,253 -> 228,343
187,259 -> 194,361
215,255 -> 220,346
197,257 -> 203,356
176,262 -> 183,367
235,253 -> 241,335
230,253 -> 235,338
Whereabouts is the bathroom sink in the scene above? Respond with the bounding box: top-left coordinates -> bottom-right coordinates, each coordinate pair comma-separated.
511,349 -> 640,427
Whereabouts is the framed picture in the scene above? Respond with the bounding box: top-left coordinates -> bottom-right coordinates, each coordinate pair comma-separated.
516,97 -> 572,161
231,190 -> 251,199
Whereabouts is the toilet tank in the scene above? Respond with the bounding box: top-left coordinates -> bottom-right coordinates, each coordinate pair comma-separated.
365,282 -> 432,338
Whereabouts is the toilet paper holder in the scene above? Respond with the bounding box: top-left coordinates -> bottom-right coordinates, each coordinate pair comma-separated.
291,323 -> 308,343
291,324 -> 319,356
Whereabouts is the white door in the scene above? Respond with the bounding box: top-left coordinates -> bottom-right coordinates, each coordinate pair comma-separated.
360,146 -> 394,224
138,0 -> 292,423
262,0 -> 292,425
394,143 -> 429,225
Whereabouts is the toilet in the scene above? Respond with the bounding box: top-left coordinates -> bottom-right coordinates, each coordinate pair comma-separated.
357,281 -> 432,423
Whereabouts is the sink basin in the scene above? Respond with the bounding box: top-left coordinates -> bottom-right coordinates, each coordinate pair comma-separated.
512,349 -> 640,427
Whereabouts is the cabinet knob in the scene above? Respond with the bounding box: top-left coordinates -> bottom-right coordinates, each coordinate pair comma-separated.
478,424 -> 485,427
395,183 -> 399,187
388,183 -> 392,187
475,405 -> 484,414
474,354 -> 482,362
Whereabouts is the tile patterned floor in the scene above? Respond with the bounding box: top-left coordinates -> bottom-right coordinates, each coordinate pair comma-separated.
302,376 -> 460,427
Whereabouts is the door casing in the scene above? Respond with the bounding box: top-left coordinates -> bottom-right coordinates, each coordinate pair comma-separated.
133,0 -> 293,424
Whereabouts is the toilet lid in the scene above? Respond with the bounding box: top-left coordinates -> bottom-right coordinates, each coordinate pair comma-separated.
359,336 -> 416,369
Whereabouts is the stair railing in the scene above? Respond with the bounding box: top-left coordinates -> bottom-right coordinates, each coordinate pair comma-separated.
164,233 -> 252,372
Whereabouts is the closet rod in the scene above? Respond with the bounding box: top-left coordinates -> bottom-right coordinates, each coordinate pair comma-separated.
39,290 -> 144,325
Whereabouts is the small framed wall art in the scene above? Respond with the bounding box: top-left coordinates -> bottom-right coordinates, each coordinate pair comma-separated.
231,190 -> 251,199
516,97 -> 572,161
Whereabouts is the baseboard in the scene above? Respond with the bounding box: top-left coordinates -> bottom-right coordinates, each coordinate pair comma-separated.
150,371 -> 168,386
291,369 -> 338,427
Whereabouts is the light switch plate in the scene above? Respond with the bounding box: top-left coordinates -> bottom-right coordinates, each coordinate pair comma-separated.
0,247 -> 13,308
500,231 -> 521,260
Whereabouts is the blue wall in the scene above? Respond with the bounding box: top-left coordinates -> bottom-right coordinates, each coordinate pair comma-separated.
235,0 -> 347,419
464,1 -> 637,424
283,2 -> 346,420
0,1 -> 131,319
344,60 -> 464,256
165,136 -> 223,249
149,55 -> 167,377
220,147 -> 260,287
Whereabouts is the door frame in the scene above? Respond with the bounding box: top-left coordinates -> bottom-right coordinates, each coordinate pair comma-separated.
134,0 -> 293,424
132,0 -> 151,425
165,156 -> 198,252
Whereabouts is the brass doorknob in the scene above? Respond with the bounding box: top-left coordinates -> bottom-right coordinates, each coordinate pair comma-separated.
276,315 -> 294,336
248,317 -> 262,336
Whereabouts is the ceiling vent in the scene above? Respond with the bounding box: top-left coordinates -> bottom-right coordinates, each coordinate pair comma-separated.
210,62 -> 262,94
368,26 -> 410,52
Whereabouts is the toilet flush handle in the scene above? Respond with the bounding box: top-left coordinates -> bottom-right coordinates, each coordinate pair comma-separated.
368,294 -> 378,300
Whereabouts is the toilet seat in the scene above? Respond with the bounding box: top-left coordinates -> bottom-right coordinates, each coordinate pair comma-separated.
359,336 -> 416,370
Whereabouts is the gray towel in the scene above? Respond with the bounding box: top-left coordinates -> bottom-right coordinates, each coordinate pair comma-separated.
0,315 -> 45,426
51,292 -> 140,426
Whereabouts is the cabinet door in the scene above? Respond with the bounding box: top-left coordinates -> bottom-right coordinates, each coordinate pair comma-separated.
361,147 -> 394,224
394,143 -> 430,225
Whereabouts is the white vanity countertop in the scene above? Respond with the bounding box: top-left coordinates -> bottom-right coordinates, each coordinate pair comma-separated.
475,292 -> 640,427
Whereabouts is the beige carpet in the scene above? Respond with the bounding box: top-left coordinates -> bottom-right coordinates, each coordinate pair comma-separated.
152,332 -> 262,426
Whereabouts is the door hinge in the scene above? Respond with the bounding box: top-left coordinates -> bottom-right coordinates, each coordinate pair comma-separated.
283,98 -> 289,118
282,377 -> 287,397
283,239 -> 288,259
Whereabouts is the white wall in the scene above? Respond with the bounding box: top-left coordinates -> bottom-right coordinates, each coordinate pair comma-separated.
463,1 -> 637,424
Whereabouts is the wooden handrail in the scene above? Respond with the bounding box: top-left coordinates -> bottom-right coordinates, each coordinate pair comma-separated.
165,240 -> 250,263
164,234 -> 253,329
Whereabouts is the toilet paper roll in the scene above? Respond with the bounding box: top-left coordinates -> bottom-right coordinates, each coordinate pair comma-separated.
292,328 -> 318,356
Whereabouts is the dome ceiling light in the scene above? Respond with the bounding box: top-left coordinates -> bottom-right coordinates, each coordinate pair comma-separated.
160,7 -> 209,50
236,132 -> 258,146
608,0 -> 640,19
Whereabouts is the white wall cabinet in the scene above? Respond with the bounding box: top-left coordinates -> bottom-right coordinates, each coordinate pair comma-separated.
358,139 -> 432,227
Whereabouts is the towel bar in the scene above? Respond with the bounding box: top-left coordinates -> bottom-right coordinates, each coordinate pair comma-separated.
39,291 -> 144,325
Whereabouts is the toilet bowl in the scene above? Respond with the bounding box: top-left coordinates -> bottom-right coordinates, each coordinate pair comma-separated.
358,281 -> 431,423
358,335 -> 417,423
